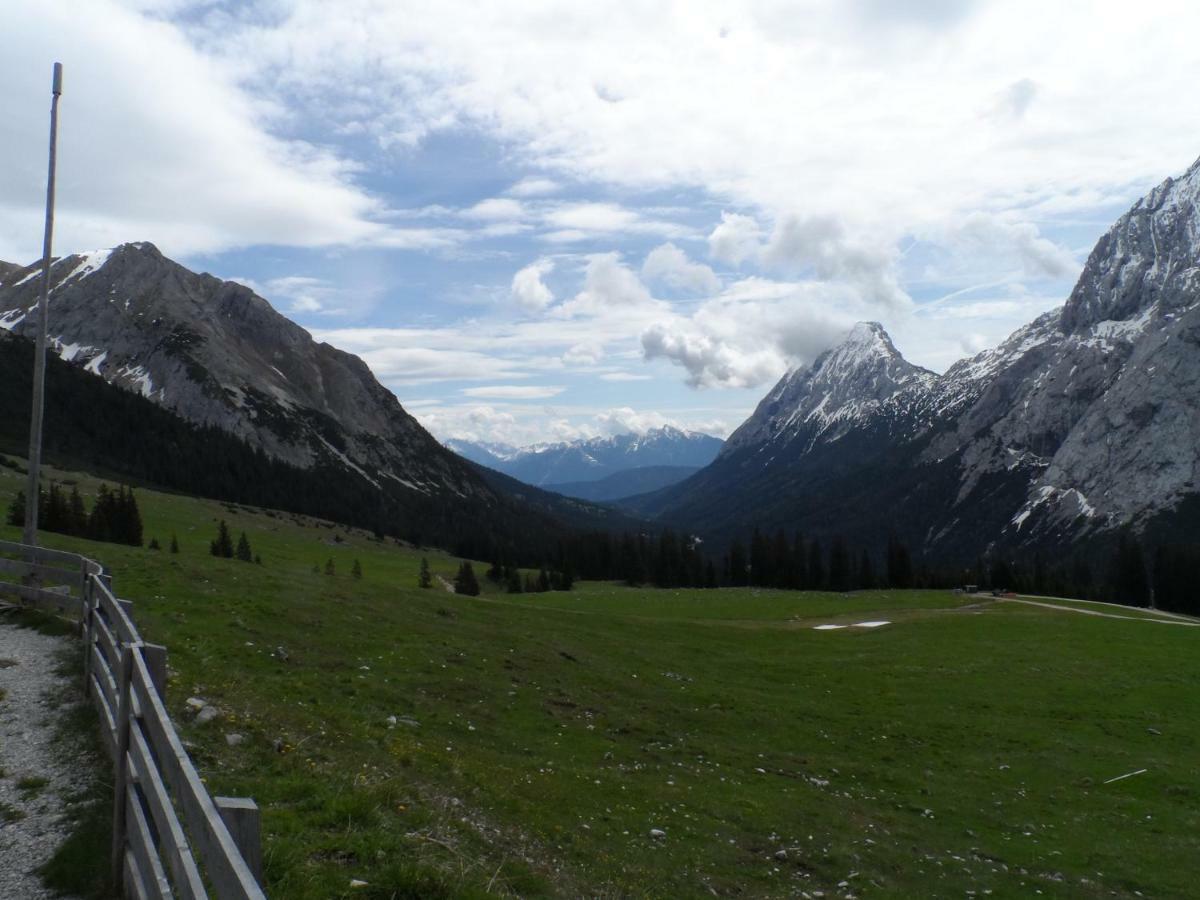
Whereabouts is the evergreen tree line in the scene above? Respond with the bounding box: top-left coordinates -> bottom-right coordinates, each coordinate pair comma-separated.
5,482 -> 143,547
0,336 -> 615,568
963,531 -> 1200,616
485,557 -> 574,594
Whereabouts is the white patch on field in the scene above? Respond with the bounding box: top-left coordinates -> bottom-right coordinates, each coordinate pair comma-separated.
852,620 -> 891,628
813,624 -> 846,630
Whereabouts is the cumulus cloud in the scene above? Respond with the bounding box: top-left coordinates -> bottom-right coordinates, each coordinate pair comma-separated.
641,243 -> 721,294
958,213 -> 1078,279
554,252 -> 656,318
510,258 -> 556,312
641,278 -> 881,388
562,342 -> 604,365
0,0 -> 422,261
707,213 -> 763,266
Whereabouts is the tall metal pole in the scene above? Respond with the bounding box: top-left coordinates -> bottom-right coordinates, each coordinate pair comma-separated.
23,62 -> 63,548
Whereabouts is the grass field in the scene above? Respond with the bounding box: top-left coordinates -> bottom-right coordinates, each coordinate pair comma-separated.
2,460 -> 1199,898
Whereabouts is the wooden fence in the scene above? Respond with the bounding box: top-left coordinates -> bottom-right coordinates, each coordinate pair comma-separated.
0,539 -> 268,899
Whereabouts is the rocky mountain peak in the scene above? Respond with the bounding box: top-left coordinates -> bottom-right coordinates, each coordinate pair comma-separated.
722,321 -> 933,456
1062,154 -> 1200,333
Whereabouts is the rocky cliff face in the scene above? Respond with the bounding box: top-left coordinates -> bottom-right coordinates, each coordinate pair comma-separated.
636,156 -> 1200,559
0,243 -> 491,508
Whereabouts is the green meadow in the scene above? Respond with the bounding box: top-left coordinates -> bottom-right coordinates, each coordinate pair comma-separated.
2,461 -> 1198,898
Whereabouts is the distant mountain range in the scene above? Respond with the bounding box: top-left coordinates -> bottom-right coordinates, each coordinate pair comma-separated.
0,243 -> 635,558
631,156 -> 1200,561
446,427 -> 723,490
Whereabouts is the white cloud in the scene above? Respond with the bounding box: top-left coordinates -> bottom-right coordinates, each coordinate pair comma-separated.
957,212 -> 1078,279
461,385 -> 565,400
554,252 -> 658,318
416,401 -> 734,446
462,198 -> 526,221
190,0 -> 1199,252
641,277 -> 884,388
599,371 -> 652,382
642,243 -> 721,294
507,177 -> 561,197
0,0 -> 430,261
510,258 -> 555,312
563,342 -> 604,365
708,213 -> 763,266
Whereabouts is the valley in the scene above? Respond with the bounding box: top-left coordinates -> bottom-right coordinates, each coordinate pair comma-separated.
3,460 -> 1196,898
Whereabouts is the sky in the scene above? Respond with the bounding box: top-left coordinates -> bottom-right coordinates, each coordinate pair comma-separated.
3,0 -> 1199,447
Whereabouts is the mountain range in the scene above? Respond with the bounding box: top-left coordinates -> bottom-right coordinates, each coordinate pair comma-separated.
630,155 -> 1200,562
0,243 -> 634,558
3,155 -> 1198,568
446,427 -> 722,494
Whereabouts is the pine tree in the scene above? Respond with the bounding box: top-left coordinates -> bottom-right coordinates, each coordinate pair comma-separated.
1109,531 -> 1149,607
454,561 -> 480,596
808,538 -> 826,590
5,491 -> 24,527
324,558 -> 336,576
170,533 -> 180,554
120,486 -> 144,546
505,566 -> 522,593
418,557 -> 432,589
210,520 -> 234,558
68,486 -> 87,535
728,539 -> 749,587
352,559 -> 363,580
236,531 -> 253,562
828,536 -> 851,592
858,549 -> 875,589
148,537 -> 161,550
886,535 -> 913,589
486,556 -> 503,582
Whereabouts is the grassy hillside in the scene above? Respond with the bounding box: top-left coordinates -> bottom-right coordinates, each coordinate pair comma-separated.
2,460 -> 1198,898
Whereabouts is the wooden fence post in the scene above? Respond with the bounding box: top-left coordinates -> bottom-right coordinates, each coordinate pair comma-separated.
215,797 -> 265,885
77,558 -> 88,618
110,642 -> 136,891
142,644 -> 168,697
81,575 -> 93,693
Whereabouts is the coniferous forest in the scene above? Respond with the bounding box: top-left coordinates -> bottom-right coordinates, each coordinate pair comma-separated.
5,481 -> 143,547
2,334 -> 1197,614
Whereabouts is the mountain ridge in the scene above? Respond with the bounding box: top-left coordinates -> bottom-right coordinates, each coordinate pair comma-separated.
447,425 -> 723,486
635,155 -> 1200,560
0,243 -> 635,558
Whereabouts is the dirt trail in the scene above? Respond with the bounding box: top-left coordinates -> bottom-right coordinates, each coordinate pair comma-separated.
999,597 -> 1200,627
0,615 -> 88,899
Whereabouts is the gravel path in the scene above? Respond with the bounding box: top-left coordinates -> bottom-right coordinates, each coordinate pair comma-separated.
0,614 -> 89,900
999,597 -> 1200,626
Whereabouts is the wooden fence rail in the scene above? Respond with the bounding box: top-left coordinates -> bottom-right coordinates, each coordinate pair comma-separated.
0,539 -> 268,899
